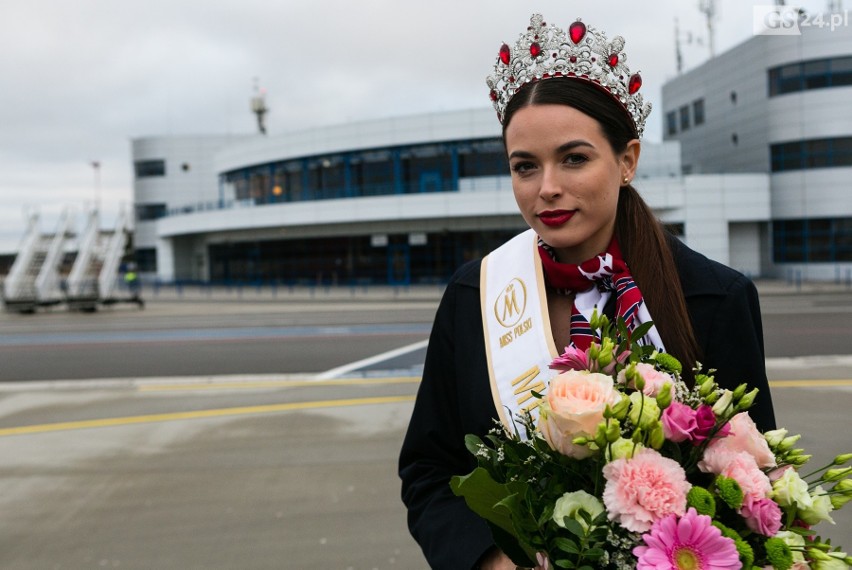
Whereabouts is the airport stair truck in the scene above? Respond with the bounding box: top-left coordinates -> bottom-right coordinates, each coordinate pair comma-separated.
65,209 -> 101,311
2,211 -> 70,312
33,210 -> 73,307
99,209 -> 137,306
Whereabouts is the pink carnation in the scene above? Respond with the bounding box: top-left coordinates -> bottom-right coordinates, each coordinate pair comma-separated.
706,412 -> 777,469
700,450 -> 772,506
741,497 -> 783,536
603,448 -> 691,533
634,508 -> 741,570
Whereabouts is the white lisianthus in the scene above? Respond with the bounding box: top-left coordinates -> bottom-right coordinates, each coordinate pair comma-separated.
811,551 -> 849,570
628,391 -> 660,429
774,531 -> 807,563
712,390 -> 734,416
605,437 -> 644,462
771,467 -> 813,510
763,428 -> 789,448
799,485 -> 835,525
552,490 -> 605,531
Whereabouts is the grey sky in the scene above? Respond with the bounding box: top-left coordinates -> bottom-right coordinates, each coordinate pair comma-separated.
0,0 -> 832,253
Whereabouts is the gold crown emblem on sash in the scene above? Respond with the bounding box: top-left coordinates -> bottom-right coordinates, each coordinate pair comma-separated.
495,278 -> 528,328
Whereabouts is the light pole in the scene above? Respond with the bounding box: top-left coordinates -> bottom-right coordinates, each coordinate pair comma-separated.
91,160 -> 101,217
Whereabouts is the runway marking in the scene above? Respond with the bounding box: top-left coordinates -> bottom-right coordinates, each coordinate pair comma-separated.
314,340 -> 429,379
0,395 -> 416,438
137,376 -> 421,392
769,379 -> 852,388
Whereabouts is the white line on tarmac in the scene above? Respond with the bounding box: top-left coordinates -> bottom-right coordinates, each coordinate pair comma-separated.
313,339 -> 429,380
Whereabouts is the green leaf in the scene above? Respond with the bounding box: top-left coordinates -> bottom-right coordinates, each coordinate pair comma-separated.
630,321 -> 654,344
553,537 -> 580,554
463,434 -> 485,456
553,559 -> 575,569
561,518 -> 585,538
450,468 -> 537,564
450,468 -> 516,535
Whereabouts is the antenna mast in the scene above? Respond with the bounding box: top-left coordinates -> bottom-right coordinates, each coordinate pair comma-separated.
250,78 -> 269,136
698,0 -> 717,58
674,18 -> 684,75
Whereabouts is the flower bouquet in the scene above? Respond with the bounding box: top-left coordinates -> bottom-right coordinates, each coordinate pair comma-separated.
450,312 -> 852,569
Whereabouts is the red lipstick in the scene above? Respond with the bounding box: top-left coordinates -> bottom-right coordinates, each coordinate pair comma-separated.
537,210 -> 575,227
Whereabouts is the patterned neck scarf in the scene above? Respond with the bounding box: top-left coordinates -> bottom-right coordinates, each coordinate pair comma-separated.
537,237 -> 663,351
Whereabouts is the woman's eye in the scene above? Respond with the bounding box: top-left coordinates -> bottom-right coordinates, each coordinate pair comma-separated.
564,154 -> 588,165
511,162 -> 535,174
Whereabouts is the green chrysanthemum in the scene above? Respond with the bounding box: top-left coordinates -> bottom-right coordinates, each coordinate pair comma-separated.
653,352 -> 682,373
764,537 -> 793,570
712,522 -> 755,569
687,486 -> 716,517
715,475 -> 744,510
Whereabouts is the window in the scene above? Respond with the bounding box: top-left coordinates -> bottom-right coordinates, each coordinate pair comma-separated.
679,105 -> 690,131
692,99 -> 705,126
135,203 -> 167,221
666,111 -> 677,136
774,217 -> 852,262
135,248 -> 157,272
770,137 -> 852,172
769,56 -> 852,96
134,159 -> 166,178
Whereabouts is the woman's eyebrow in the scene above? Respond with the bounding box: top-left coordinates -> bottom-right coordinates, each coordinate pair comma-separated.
508,139 -> 595,160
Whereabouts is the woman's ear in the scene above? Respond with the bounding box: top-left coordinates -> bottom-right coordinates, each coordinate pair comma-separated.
620,139 -> 641,183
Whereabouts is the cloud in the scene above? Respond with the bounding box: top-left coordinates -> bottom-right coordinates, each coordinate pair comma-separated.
0,0 -> 830,253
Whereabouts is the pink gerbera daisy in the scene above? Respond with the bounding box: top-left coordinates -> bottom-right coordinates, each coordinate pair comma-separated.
633,508 -> 741,570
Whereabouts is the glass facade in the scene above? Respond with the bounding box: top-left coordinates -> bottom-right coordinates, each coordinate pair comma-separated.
768,56 -> 852,96
222,138 -> 508,207
207,229 -> 520,285
773,217 -> 852,262
770,137 -> 852,171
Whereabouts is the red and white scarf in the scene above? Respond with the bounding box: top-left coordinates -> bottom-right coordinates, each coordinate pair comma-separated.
538,237 -> 664,351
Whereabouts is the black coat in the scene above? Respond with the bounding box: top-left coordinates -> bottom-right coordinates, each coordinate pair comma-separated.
398,238 -> 776,570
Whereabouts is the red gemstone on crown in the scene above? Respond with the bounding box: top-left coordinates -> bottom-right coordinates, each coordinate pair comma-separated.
569,55 -> 577,63
569,21 -> 586,43
530,42 -> 542,57
499,44 -> 511,65
628,73 -> 642,94
490,90 -> 498,102
608,54 -> 619,67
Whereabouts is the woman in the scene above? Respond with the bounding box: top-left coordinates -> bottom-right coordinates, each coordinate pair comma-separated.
399,15 -> 775,570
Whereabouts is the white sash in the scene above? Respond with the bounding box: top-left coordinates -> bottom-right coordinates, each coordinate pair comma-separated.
480,229 -> 557,435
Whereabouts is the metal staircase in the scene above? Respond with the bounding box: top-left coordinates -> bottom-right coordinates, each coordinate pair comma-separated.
3,208 -> 138,313
65,210 -> 101,310
2,212 -> 71,312
99,209 -> 130,302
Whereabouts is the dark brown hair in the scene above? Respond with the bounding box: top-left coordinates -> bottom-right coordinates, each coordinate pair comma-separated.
502,79 -> 700,379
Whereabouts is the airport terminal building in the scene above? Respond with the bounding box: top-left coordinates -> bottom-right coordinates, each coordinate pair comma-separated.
132,24 -> 850,285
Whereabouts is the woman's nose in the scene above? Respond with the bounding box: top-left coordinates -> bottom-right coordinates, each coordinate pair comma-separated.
539,167 -> 563,200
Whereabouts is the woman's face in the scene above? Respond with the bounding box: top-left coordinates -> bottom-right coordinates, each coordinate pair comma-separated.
504,104 -> 639,264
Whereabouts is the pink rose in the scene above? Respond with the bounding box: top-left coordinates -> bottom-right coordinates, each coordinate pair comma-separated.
692,404 -> 730,445
740,497 -> 783,536
620,362 -> 674,398
603,448 -> 691,533
661,401 -> 698,442
700,450 -> 772,505
707,412 -> 777,469
539,371 -> 621,459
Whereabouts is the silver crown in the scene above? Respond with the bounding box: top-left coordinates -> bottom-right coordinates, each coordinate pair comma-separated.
486,14 -> 651,137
